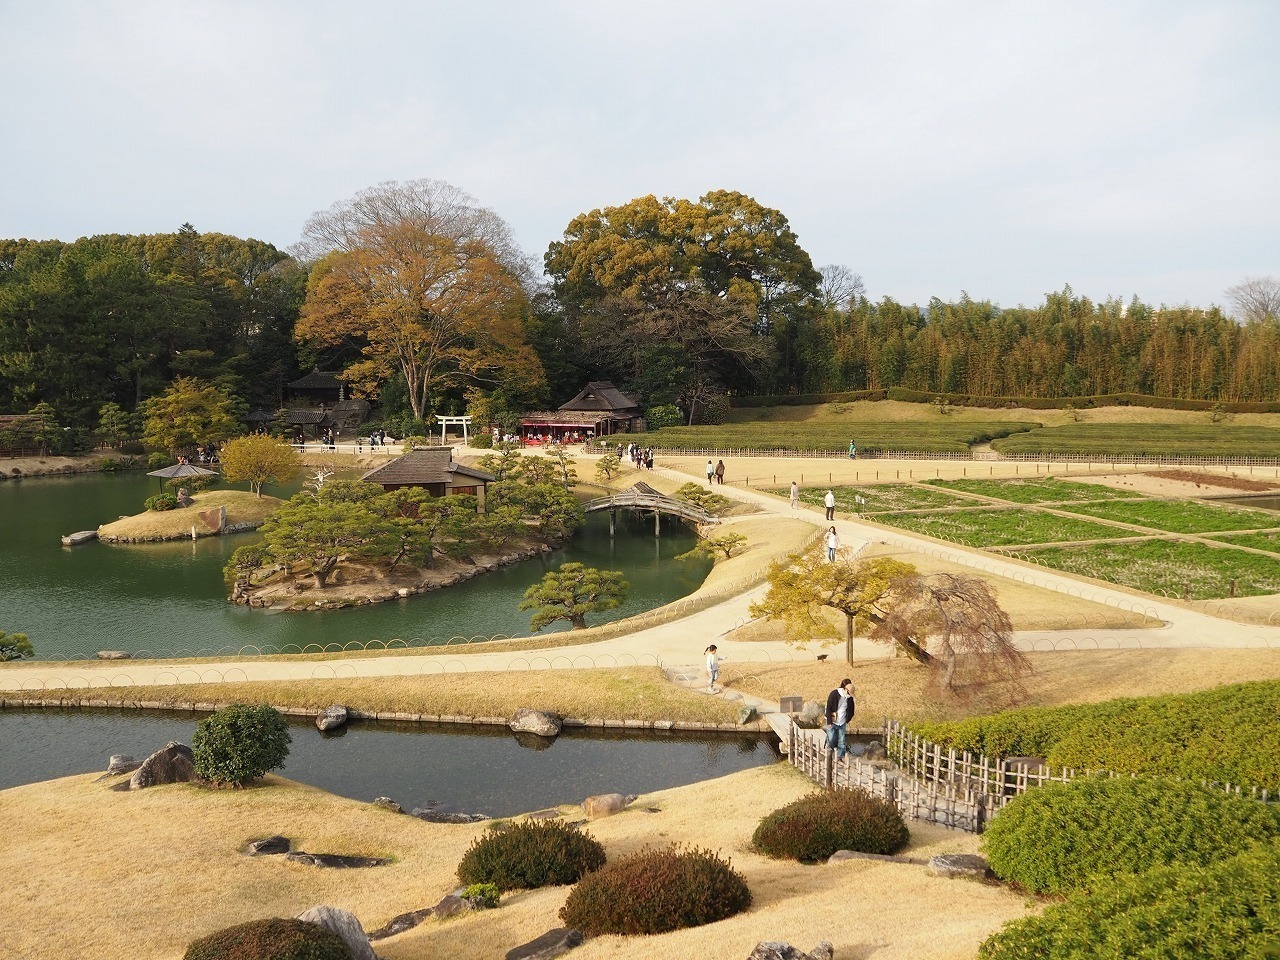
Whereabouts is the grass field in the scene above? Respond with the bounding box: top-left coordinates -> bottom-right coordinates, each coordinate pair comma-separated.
627,420 -> 1038,453
1209,531 -> 1280,554
1014,540 -> 1280,599
992,423 -> 1280,458
1061,498 -> 1280,534
925,477 -> 1142,504
870,508 -> 1131,547
796,484 -> 981,513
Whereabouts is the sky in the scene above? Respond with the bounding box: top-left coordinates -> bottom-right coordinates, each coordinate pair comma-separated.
2,0 -> 1276,311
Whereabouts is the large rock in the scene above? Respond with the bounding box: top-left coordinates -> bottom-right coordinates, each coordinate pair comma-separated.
747,942 -> 835,960
247,835 -> 291,856
509,708 -> 562,738
296,905 -> 377,960
411,807 -> 489,824
861,739 -> 888,762
316,704 -> 349,732
738,705 -> 758,724
583,793 -> 627,820
129,741 -> 196,790
286,852 -> 390,868
372,796 -> 402,813
96,650 -> 131,660
505,927 -> 584,960
798,700 -> 824,728
927,853 -> 991,879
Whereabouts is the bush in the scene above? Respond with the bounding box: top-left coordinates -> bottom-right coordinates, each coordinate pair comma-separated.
645,404 -> 684,430
148,452 -> 175,469
983,775 -> 1280,894
979,843 -> 1280,960
456,820 -> 605,891
191,705 -> 292,787
699,394 -> 731,425
752,788 -> 910,863
559,845 -> 751,935
469,432 -> 494,449
184,917 -> 352,960
461,882 -> 500,908
145,493 -> 179,511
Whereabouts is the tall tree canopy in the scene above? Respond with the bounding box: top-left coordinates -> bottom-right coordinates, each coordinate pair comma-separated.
294,179 -> 547,420
542,191 -> 822,406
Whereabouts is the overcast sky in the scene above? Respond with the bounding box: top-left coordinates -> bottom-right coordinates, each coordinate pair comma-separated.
2,0 -> 1276,311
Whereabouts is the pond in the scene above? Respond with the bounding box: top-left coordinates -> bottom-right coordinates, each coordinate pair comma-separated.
0,472 -> 711,660
0,708 -> 778,816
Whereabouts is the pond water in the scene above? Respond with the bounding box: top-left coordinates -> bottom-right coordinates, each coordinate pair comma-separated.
0,472 -> 711,660
0,708 -> 778,816
1220,496 -> 1280,513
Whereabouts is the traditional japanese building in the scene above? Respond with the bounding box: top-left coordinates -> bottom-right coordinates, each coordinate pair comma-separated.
519,381 -> 642,442
360,447 -> 495,509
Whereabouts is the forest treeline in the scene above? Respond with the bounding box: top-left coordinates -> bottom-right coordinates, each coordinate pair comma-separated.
2,186 -> 1277,438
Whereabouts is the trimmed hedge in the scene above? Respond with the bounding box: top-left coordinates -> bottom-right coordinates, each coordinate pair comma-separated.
983,775 -> 1280,894
979,843 -> 1280,960
456,819 -> 605,891
732,388 -> 1280,414
191,704 -> 291,787
752,788 -> 909,863
559,845 -> 751,935
184,918 -> 352,960
914,680 -> 1280,792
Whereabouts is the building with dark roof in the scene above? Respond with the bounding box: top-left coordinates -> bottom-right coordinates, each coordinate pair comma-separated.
287,370 -> 345,406
520,381 -> 642,442
360,448 -> 495,509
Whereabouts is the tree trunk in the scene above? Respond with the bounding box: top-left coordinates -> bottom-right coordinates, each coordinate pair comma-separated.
897,634 -> 934,664
570,613 -> 587,629
312,557 -> 337,589
845,612 -> 855,664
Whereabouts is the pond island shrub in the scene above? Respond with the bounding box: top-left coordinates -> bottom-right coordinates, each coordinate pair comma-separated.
979,843 -> 1280,960
191,705 -> 291,788
983,775 -> 1280,895
456,819 -> 605,891
752,788 -> 909,863
559,845 -> 751,936
184,917 -> 352,960
145,493 -> 179,512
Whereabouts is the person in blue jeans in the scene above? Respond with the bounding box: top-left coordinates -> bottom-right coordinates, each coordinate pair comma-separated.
825,678 -> 856,760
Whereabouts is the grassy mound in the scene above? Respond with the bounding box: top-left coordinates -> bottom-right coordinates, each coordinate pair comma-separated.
98,490 -> 282,540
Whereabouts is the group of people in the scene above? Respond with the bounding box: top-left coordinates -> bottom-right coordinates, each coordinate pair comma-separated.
620,442 -> 654,470
704,459 -> 726,484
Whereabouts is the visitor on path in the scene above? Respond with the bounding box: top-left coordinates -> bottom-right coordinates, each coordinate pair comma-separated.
826,526 -> 840,562
789,481 -> 799,509
714,459 -> 725,484
825,678 -> 856,760
704,644 -> 722,692
848,439 -> 857,459
706,459 -> 715,483
824,489 -> 836,520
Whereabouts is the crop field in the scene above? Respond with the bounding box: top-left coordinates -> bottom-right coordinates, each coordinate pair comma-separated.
796,483 -> 981,513
1015,540 -> 1280,599
629,420 -> 1037,453
926,476 -> 1143,504
1062,499 -> 1280,534
992,423 -> 1280,458
1207,531 -> 1280,554
871,508 -> 1130,547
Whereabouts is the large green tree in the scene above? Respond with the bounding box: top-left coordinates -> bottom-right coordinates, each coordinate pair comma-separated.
520,563 -> 628,631
294,179 -> 547,420
218,435 -> 301,497
140,378 -> 239,454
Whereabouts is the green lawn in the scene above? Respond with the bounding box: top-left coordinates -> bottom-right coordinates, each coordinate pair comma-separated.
871,508 -> 1130,547
796,483 -> 981,513
628,420 -> 1038,453
1061,499 -> 1280,534
925,476 -> 1143,504
1016,540 -> 1280,599
992,423 -> 1280,458
1207,531 -> 1280,554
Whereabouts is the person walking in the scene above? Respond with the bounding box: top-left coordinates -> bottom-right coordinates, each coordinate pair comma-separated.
848,439 -> 857,459
714,459 -> 725,484
824,489 -> 836,520
825,678 -> 856,760
706,459 -> 715,483
704,644 -> 722,693
789,481 -> 799,510
826,525 -> 840,562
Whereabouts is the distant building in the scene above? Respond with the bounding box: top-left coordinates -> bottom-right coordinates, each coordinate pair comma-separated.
286,370 -> 345,407
360,447 -> 495,509
520,381 -> 643,442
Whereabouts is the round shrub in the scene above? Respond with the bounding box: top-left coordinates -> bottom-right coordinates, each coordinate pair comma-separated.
983,775 -> 1280,894
191,705 -> 292,787
461,882 -> 500,908
979,843 -> 1280,960
184,917 -> 352,959
145,493 -> 179,511
559,845 -> 751,935
752,788 -> 910,863
456,819 -> 606,891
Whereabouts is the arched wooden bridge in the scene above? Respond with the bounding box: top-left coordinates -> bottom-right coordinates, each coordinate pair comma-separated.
583,481 -> 720,535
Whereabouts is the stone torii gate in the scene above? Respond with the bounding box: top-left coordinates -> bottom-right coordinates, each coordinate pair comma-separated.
436,415 -> 472,446
582,481 -> 720,536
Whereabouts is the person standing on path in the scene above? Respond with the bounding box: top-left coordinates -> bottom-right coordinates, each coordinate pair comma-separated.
848,439 -> 857,459
706,459 -> 715,483
704,644 -> 722,692
824,489 -> 836,520
826,525 -> 840,562
714,459 -> 725,484
789,481 -> 799,509
825,678 -> 856,760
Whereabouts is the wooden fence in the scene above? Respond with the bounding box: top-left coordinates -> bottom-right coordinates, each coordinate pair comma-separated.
787,717 -> 1274,834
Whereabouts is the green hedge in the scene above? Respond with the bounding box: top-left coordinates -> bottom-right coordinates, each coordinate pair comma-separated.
751,788 -> 910,862
456,820 -> 605,891
731,389 -> 888,408
979,843 -> 1280,959
733,388 -> 1280,414
914,680 -> 1280,791
983,775 -> 1280,894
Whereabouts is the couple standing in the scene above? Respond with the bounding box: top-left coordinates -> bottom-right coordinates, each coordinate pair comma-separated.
825,678 -> 856,760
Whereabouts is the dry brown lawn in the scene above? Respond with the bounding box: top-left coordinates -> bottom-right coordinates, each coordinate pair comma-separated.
97,489 -> 283,540
2,763 -> 1028,960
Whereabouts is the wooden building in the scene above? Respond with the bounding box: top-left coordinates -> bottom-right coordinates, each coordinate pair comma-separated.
286,370 -> 345,406
360,448 -> 495,509
520,381 -> 643,443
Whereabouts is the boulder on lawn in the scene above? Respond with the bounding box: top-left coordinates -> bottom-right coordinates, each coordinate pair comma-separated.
372,796 -> 402,813
583,793 -> 627,820
747,942 -> 835,960
296,905 -> 377,960
247,835 -> 291,856
798,701 -> 824,727
505,927 -> 584,960
129,741 -> 196,790
509,708 -> 562,738
927,853 -> 991,879
315,705 -> 348,732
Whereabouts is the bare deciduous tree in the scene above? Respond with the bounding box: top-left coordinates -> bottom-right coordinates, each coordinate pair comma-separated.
1226,276 -> 1280,323
818,264 -> 867,311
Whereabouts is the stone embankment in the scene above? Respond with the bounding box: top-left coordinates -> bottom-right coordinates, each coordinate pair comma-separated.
98,520 -> 262,544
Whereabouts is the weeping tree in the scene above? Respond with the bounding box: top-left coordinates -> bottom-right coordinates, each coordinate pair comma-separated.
750,550 -> 1030,700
